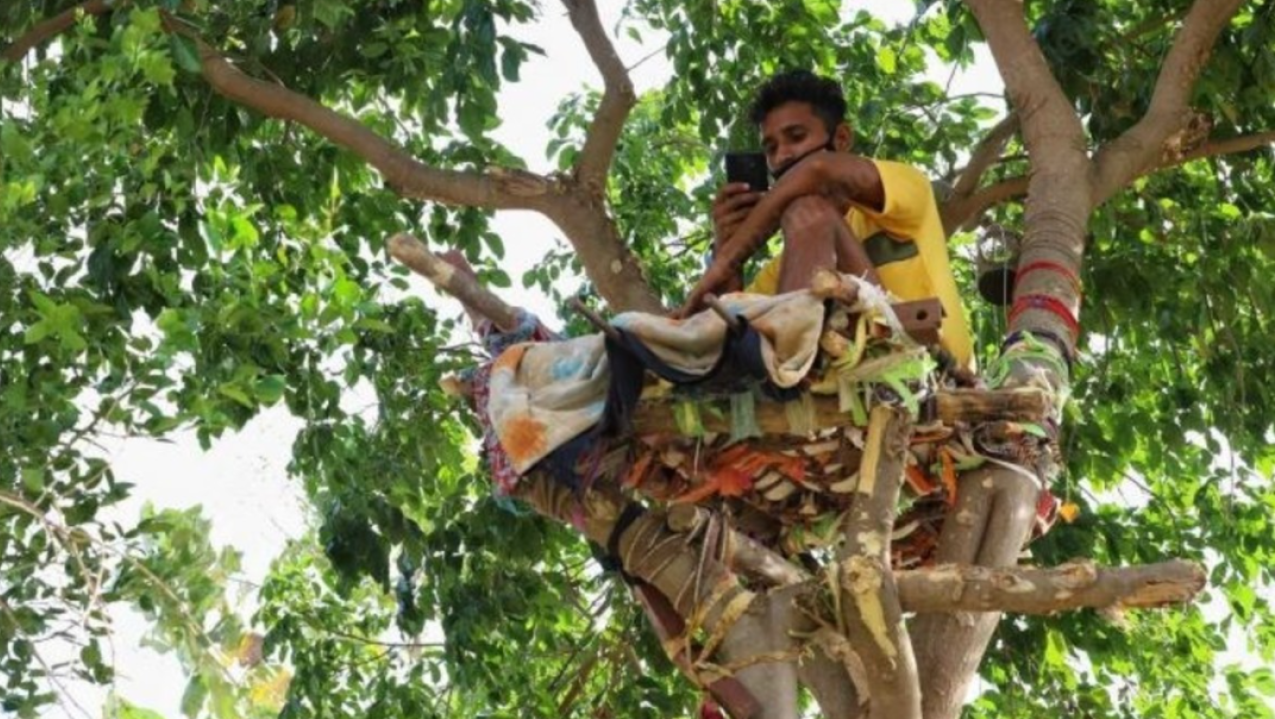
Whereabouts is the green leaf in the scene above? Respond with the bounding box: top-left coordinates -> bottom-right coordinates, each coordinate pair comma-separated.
229,214 -> 259,248
129,7 -> 163,36
169,35 -> 203,74
20,467 -> 44,494
1020,422 -> 1048,438
314,0 -> 350,28
500,45 -> 522,82
179,675 -> 207,718
138,51 -> 176,87
106,696 -> 167,719
253,375 -> 288,405
23,320 -> 52,345
1043,628 -> 1067,668
877,45 -> 897,75
361,41 -> 388,59
333,278 -> 361,306
218,384 -> 255,408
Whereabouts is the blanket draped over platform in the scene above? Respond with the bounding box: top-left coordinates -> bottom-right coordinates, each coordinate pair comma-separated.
486,291 -> 827,475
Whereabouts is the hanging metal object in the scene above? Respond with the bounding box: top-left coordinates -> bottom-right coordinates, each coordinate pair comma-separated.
975,224 -> 1021,306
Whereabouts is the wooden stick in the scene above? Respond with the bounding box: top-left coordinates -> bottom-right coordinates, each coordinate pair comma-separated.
386,233 -> 519,332
632,388 -> 1051,436
703,293 -> 742,331
895,559 -> 1206,614
666,505 -> 808,586
837,406 -> 921,719
568,296 -> 621,341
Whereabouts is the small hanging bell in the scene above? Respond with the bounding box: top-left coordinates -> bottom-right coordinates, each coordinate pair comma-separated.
975,224 -> 1021,306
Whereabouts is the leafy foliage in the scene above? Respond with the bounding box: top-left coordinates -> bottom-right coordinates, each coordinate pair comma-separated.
1,0 -> 1273,717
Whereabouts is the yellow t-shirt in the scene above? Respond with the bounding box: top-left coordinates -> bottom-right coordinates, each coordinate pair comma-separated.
747,159 -> 974,368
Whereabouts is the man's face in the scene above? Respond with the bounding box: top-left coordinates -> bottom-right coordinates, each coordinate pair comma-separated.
759,101 -> 844,174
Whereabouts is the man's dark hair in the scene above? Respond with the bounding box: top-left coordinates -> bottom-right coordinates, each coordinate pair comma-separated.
748,70 -> 847,133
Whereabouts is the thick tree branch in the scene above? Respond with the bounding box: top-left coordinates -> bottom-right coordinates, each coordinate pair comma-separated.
1173,129 -> 1275,165
941,129 -> 1275,229
552,0 -> 662,313
163,15 -> 662,314
965,0 -> 1089,169
837,407 -> 921,719
965,0 -> 1091,361
952,112 -> 1019,199
1092,0 -> 1246,205
541,194 -> 665,314
171,26 -> 550,211
386,233 -> 520,332
897,559 -> 1206,614
940,174 -> 1030,233
562,0 -> 637,190
0,0 -> 114,63
910,466 -> 1040,719
517,477 -> 802,719
798,640 -> 865,719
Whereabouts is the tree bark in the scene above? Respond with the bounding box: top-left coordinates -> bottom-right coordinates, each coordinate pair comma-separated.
167,13 -> 663,314
897,559 -> 1207,613
837,407 -> 921,719
0,0 -> 115,63
917,3 -> 1095,717
908,466 -> 1040,719
941,114 -> 1020,232
541,192 -> 665,313
516,477 -> 800,719
562,0 -> 637,192
387,234 -> 520,332
1092,0 -> 1248,205
939,175 -> 1029,234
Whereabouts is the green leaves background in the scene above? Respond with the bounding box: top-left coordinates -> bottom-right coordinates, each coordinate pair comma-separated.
2,0 -> 1273,716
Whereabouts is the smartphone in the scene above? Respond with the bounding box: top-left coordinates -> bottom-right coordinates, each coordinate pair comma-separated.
725,151 -> 769,193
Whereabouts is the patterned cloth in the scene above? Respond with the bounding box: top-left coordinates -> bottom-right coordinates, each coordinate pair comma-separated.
485,290 -> 827,476
464,310 -> 559,494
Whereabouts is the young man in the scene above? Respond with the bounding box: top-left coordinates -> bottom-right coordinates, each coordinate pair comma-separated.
705,70 -> 974,368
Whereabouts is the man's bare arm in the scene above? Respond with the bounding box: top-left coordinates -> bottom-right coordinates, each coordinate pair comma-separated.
683,153 -> 884,313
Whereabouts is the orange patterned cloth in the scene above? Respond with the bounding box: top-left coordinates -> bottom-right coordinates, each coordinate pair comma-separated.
485,291 -> 826,476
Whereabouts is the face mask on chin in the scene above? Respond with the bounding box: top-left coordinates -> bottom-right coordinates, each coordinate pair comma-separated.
770,135 -> 838,180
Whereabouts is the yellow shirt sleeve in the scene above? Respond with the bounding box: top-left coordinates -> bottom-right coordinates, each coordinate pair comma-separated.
738,158 -> 974,369
851,159 -> 934,239
858,160 -> 975,370
746,255 -> 782,295
746,160 -> 931,296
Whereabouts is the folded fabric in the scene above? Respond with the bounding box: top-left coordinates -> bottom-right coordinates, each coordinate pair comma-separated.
463,309 -> 561,494
610,290 -> 825,388
486,333 -> 610,475
486,290 -> 828,475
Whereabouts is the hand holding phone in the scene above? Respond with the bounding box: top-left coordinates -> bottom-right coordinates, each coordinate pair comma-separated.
713,152 -> 768,253
725,151 -> 769,192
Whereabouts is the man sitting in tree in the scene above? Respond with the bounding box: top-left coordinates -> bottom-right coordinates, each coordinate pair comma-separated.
699,69 -> 974,369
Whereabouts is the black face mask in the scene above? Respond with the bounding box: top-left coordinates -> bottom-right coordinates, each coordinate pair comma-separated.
770,135 -> 838,180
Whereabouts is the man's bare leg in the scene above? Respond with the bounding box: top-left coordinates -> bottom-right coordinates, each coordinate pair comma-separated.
777,194 -> 881,293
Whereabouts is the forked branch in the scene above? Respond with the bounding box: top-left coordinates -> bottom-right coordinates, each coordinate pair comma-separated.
562,0 -> 637,190
1093,0 -> 1247,204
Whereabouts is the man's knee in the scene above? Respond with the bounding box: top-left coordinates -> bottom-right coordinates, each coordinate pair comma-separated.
781,194 -> 840,232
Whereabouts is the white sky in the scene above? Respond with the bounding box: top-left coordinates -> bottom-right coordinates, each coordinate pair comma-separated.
41,2 -> 1266,717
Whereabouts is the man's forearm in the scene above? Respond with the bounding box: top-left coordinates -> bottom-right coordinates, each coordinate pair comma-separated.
816,153 -> 885,213
708,242 -> 746,293
682,153 -> 884,312
748,153 -> 883,232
